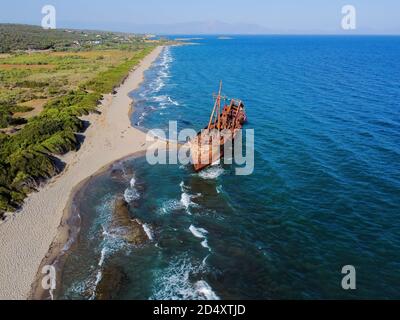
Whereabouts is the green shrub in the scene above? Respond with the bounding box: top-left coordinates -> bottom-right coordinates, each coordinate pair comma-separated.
11,105 -> 34,113
38,130 -> 78,155
7,147 -> 58,182
0,44 -> 157,215
0,107 -> 12,128
15,80 -> 49,88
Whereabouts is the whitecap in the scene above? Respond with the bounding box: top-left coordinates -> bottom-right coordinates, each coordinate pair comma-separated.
194,280 -> 220,300
158,182 -> 200,215
190,225 -> 211,252
88,195 -> 114,240
93,270 -> 103,290
179,182 -> 201,215
101,225 -> 131,252
167,96 -> 179,106
98,246 -> 107,267
88,233 -> 127,300
150,257 -> 218,300
143,224 -> 154,241
158,199 -> 182,215
198,166 -> 225,180
153,95 -> 179,107
66,278 -> 93,297
124,187 -> 140,203
129,177 -> 136,188
146,47 -> 172,95
153,95 -> 168,102
180,193 -> 193,214
201,239 -> 211,251
151,78 -> 165,92
124,175 -> 140,203
49,289 -> 55,301
189,225 -> 208,239
65,217 -> 131,300
179,181 -> 187,192
180,192 -> 201,214
88,269 -> 103,300
202,255 -> 210,266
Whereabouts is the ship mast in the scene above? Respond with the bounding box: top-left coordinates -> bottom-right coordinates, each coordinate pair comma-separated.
207,81 -> 223,130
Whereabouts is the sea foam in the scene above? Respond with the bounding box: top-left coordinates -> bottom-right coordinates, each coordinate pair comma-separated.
198,166 -> 225,180
150,257 -> 218,300
194,280 -> 220,300
124,177 -> 140,203
189,225 -> 208,238
142,224 -> 154,241
189,225 -> 211,252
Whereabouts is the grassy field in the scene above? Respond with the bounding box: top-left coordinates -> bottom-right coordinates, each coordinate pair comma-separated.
0,24 -> 164,217
0,49 -> 150,128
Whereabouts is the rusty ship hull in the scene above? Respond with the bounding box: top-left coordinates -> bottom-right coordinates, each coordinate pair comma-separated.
190,82 -> 246,172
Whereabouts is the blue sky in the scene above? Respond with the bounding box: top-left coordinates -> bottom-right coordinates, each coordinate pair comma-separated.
1,0 -> 399,34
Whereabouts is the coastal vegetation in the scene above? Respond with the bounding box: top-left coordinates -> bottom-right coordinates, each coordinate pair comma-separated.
0,24 -> 161,218
0,24 -> 147,53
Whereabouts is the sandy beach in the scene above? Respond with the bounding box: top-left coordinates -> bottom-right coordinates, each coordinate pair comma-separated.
0,46 -> 165,300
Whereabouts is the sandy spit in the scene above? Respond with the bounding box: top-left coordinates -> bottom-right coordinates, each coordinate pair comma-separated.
0,46 -> 166,300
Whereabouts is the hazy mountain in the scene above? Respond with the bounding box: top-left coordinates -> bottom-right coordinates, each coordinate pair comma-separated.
140,20 -> 271,35
40,19 -> 400,36
58,20 -> 272,35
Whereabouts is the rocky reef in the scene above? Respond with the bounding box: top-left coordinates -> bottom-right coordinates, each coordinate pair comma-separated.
111,197 -> 149,245
94,265 -> 126,300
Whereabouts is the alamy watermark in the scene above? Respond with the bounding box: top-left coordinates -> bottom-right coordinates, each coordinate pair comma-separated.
341,265 -> 357,290
41,265 -> 56,291
41,5 -> 56,29
341,5 -> 357,30
145,121 -> 255,176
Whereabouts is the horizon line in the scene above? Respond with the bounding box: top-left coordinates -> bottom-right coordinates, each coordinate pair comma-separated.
2,22 -> 400,37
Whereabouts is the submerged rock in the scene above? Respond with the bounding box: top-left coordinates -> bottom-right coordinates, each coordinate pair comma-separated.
94,265 -> 126,300
111,197 -> 149,245
110,168 -> 125,180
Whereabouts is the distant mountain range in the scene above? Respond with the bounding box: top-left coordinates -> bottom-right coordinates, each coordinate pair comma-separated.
132,20 -> 272,35
57,19 -> 400,35
58,20 -> 274,35
12,19 -> 399,36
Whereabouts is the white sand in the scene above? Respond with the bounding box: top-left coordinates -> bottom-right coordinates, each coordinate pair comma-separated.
0,46 -> 165,300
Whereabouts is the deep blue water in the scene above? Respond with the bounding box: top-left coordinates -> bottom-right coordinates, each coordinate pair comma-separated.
60,36 -> 400,299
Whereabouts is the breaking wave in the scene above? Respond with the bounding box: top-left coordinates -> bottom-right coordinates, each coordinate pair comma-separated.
180,181 -> 200,215
149,47 -> 172,93
194,280 -> 220,300
189,225 -> 211,252
143,224 -> 154,241
150,257 -> 219,300
132,46 -> 180,126
158,199 -> 182,215
152,95 -> 179,107
69,223 -> 129,299
124,177 -> 140,203
198,165 -> 225,180
189,225 -> 208,239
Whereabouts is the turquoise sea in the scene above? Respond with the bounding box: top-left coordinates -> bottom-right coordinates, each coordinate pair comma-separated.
60,36 -> 400,299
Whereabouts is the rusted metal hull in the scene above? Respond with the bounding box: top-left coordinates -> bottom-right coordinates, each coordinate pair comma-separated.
191,131 -> 237,172
190,96 -> 246,172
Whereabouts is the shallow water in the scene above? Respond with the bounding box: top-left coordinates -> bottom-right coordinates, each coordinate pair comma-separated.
60,36 -> 400,299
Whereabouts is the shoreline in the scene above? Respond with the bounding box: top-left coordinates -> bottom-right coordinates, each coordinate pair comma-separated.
29,150 -> 148,300
0,45 -> 168,300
